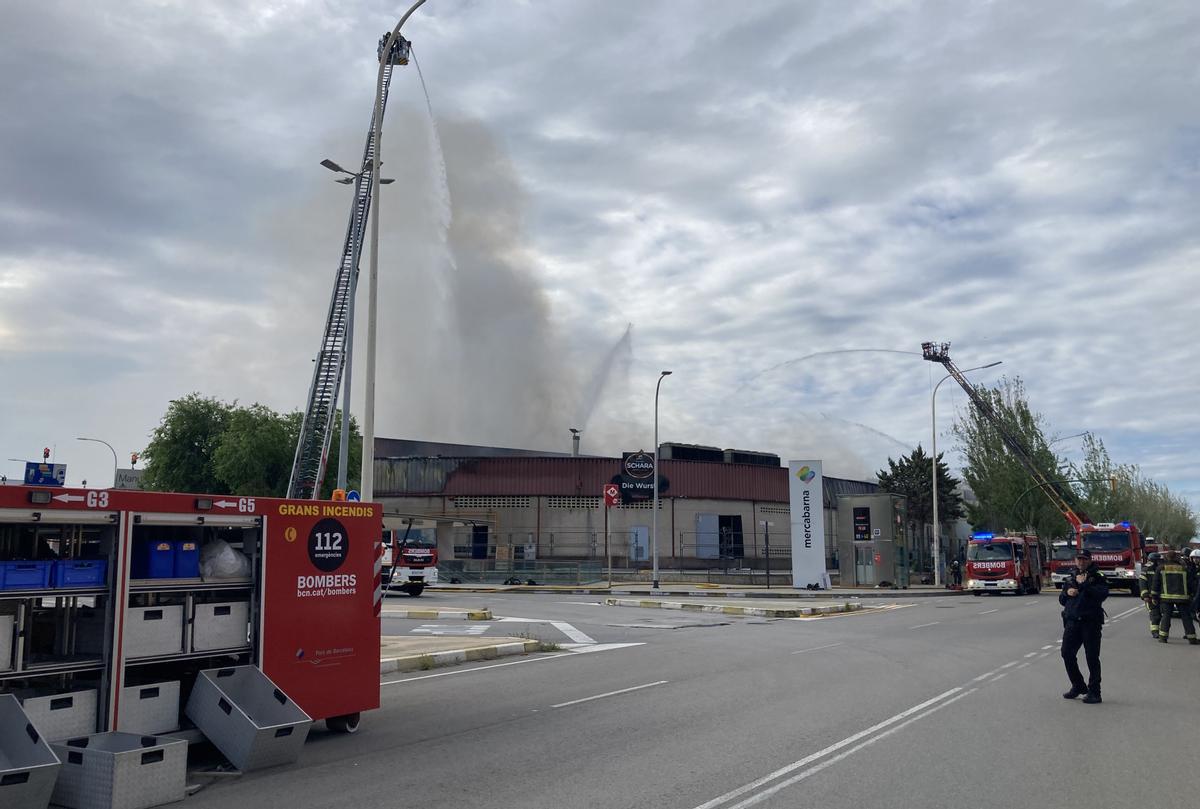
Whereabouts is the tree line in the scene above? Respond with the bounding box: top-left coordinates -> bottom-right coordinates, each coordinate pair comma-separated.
139,394 -> 361,499
877,377 -> 1197,547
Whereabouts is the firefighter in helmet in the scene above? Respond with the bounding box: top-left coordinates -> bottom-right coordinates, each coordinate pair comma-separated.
1139,552 -> 1161,639
1191,549 -> 1200,621
1152,547 -> 1198,644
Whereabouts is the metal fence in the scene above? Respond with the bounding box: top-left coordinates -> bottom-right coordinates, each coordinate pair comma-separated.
438,558 -> 604,585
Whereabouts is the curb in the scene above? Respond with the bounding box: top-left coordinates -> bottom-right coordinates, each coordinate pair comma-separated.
379,640 -> 540,675
603,598 -> 864,618
430,586 -> 968,599
381,609 -> 493,620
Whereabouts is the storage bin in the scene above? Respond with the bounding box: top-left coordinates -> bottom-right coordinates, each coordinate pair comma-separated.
115,682 -> 180,736
50,732 -> 186,809
20,690 -> 98,741
129,540 -> 174,580
0,614 -> 13,673
51,560 -> 108,589
0,694 -> 61,809
0,561 -> 53,591
185,666 -> 311,771
171,541 -> 199,579
123,606 -> 183,659
191,602 -> 249,652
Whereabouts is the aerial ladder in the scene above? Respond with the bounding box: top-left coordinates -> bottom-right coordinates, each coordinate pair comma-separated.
921,341 -> 1089,535
287,34 -> 411,500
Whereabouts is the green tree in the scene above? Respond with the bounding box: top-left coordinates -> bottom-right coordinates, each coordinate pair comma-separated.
952,377 -> 1069,538
141,394 -> 233,494
141,395 -> 362,497
876,445 -> 964,527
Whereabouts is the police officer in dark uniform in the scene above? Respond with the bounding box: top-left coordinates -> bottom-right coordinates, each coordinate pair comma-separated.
1060,548 -> 1108,704
1140,552 -> 1162,639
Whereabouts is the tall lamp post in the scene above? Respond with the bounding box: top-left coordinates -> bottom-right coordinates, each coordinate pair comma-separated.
362,0 -> 429,503
76,437 -> 118,488
651,370 -> 672,590
320,159 -> 394,491
931,361 -> 1002,586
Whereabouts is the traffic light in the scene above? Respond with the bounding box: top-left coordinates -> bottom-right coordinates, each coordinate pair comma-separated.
42,447 -> 50,461
130,452 -> 139,467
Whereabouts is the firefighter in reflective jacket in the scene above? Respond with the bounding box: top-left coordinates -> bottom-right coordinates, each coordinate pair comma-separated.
1152,548 -> 1198,644
1139,552 -> 1162,639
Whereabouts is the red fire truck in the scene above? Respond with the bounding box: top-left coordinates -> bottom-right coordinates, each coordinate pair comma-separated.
923,342 -> 1144,596
1077,521 -> 1143,596
0,485 -> 381,736
382,523 -> 438,597
1048,540 -> 1076,589
965,533 -> 1043,595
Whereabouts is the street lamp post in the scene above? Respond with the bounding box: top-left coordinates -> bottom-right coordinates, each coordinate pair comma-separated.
931,361 -> 1002,587
362,0 -> 429,503
321,159 -> 395,491
76,437 -> 118,488
651,371 -> 672,590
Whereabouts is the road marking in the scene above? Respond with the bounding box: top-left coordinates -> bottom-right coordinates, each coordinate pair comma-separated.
972,671 -> 997,682
410,624 -> 491,636
1015,662 -> 1031,669
1036,652 -> 1052,659
1024,652 -> 1038,658
988,672 -> 1009,682
1041,645 -> 1056,650
791,643 -> 844,655
784,604 -> 910,621
1112,605 -> 1142,621
909,622 -> 940,629
496,617 -> 596,645
561,642 -> 645,654
381,653 -> 572,685
978,609 -> 999,615
692,689 -> 974,809
551,680 -> 668,708
1000,661 -> 1019,669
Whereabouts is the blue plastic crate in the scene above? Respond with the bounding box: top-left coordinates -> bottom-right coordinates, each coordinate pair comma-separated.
131,540 -> 175,580
52,559 -> 108,588
0,560 -> 53,590
173,540 -> 200,578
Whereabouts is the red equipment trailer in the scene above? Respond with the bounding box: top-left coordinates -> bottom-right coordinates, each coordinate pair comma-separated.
0,484 -> 381,735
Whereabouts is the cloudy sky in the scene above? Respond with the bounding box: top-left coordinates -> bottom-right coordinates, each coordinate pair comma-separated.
1,0 -> 1197,513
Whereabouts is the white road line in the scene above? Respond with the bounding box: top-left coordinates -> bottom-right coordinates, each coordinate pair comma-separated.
978,609 -> 999,615
1015,662 -> 1031,669
989,672 -> 1009,682
972,671 -> 997,682
696,689 -> 976,809
1112,605 -> 1142,621
689,688 -> 962,809
909,622 -> 940,629
1036,652 -> 1052,659
1024,652 -> 1038,658
551,620 -> 596,645
1000,661 -> 1019,669
551,680 -> 668,708
1041,645 -> 1056,650
791,643 -> 844,655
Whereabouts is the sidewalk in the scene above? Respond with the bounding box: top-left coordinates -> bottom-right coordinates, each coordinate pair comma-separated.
426,583 -> 968,599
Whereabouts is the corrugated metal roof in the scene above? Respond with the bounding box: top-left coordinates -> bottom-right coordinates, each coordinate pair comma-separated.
375,456 -> 878,506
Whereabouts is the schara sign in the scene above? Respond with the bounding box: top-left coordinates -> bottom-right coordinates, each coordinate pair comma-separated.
611,451 -> 669,503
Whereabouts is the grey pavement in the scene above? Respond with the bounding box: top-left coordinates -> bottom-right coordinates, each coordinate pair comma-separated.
426,581 -> 972,598
186,589 -> 1194,809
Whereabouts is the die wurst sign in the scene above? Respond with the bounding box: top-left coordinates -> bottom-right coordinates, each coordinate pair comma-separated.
612,450 -> 668,502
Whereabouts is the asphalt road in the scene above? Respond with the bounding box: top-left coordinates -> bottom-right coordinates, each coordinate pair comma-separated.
186,590 -> 1196,809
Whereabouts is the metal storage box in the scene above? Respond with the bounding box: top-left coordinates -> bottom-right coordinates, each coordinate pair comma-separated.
192,601 -> 249,652
21,689 -> 97,741
50,732 -> 186,809
0,614 -> 14,673
185,666 -> 311,771
0,694 -> 61,809
115,682 -> 180,736
123,605 -> 183,659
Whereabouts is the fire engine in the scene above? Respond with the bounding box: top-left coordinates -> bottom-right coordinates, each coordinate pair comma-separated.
1048,540 -> 1076,589
965,532 -> 1043,595
923,342 -> 1144,596
382,523 -> 438,597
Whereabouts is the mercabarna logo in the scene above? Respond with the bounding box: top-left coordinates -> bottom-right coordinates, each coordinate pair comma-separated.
796,466 -> 816,483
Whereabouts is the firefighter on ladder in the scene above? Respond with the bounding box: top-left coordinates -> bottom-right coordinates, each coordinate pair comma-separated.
1152,547 -> 1198,644
1139,552 -> 1162,639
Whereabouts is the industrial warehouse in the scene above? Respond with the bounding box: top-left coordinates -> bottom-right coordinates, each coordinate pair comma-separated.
371,439 -> 969,587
